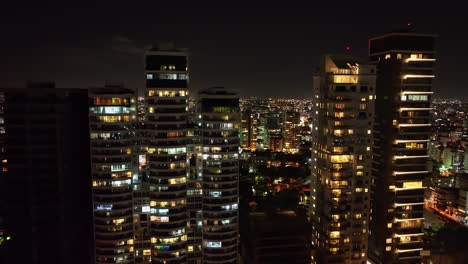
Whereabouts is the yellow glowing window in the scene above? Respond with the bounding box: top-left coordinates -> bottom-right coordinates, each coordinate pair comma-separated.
330,155 -> 352,163
188,245 -> 194,252
148,148 -> 156,154
127,239 -> 134,245
126,148 -> 132,155
387,223 -> 392,228
333,130 -> 344,136
334,121 -> 343,126
405,143 -> 424,149
113,218 -> 125,224
403,181 -> 422,188
366,146 -> 371,151
385,54 -> 391,59
356,171 -> 364,176
356,188 -> 363,192
179,91 -> 187,97
397,54 -> 402,59
335,103 -> 345,109
148,107 -> 154,113
158,90 -> 176,97
359,103 -> 367,110
393,119 -> 398,126
355,214 -> 362,219
333,147 -> 344,153
330,231 -> 340,238
386,238 -> 392,244
333,75 -> 358,84
386,246 -> 392,251
143,249 -> 151,256
148,90 -> 155,96
150,201 -> 157,206
334,112 -> 345,118
410,53 -> 423,59
389,185 -> 395,190
151,237 -> 156,243
348,129 -> 354,135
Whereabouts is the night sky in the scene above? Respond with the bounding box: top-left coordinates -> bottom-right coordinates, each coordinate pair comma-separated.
1,2 -> 466,98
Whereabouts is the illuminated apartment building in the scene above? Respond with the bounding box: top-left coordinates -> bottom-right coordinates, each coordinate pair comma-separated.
89,86 -> 137,264
368,32 -> 436,263
187,118 -> 203,263
145,43 -> 190,263
241,110 -> 256,151
283,111 -> 300,153
310,55 -> 375,263
197,87 -> 240,264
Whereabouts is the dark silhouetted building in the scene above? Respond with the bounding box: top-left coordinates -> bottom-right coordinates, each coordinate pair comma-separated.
242,210 -> 311,264
0,82 -> 93,264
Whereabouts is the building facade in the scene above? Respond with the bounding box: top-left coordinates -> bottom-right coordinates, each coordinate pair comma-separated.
145,43 -> 190,263
1,83 -> 93,264
197,87 -> 240,264
89,86 -> 137,264
368,32 -> 436,263
311,55 -> 375,263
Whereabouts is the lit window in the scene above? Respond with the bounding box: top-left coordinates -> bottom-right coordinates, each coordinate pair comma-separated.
146,73 -> 153,80
387,223 -> 392,228
407,95 -> 428,101
333,75 -> 358,84
113,218 -> 125,224
335,103 -> 345,109
206,241 -> 222,248
330,155 -> 353,163
385,54 -> 391,59
397,54 -> 402,59
333,130 -> 344,136
403,181 -> 423,188
386,238 -> 392,244
386,246 -> 392,251
188,245 -> 194,252
334,112 -> 345,118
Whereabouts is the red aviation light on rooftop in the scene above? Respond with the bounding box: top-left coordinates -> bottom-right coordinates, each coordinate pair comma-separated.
345,45 -> 351,51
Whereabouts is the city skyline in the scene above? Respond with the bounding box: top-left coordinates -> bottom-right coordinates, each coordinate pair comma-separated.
2,4 -> 468,264
1,2 -> 467,98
